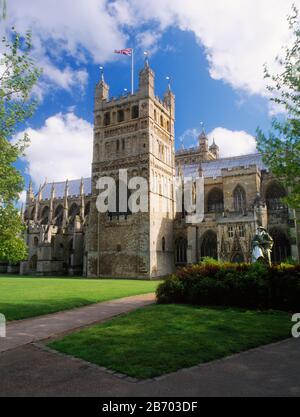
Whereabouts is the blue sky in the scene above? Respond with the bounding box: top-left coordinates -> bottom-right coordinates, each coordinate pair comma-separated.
3,0 -> 297,199
28,27 -> 272,144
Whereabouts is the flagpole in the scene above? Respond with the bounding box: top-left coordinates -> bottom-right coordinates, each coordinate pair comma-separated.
131,49 -> 134,95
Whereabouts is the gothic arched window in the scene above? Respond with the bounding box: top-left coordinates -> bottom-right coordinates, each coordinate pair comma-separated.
131,105 -> 139,119
54,205 -> 64,227
175,238 -> 187,265
69,203 -> 80,225
201,230 -> 218,260
266,183 -> 287,211
233,186 -> 247,213
41,206 -> 50,225
207,188 -> 224,213
270,228 -> 291,264
117,110 -> 125,123
104,112 -> 111,126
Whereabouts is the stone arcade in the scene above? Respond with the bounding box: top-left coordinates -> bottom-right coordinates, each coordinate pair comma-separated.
13,62 -> 300,278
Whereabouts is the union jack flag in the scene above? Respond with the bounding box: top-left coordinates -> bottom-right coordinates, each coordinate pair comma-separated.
114,48 -> 133,56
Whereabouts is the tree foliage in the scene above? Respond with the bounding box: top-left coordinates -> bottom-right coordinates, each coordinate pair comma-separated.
257,5 -> 300,209
0,28 -> 41,263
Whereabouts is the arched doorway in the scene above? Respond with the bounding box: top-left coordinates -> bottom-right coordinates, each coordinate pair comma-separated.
269,228 -> 291,263
175,238 -> 187,265
201,231 -> 218,260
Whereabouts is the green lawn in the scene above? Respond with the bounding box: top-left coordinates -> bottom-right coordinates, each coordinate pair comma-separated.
49,304 -> 291,380
0,276 -> 160,321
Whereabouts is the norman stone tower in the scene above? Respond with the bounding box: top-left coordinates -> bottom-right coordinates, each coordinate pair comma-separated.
86,61 -> 176,278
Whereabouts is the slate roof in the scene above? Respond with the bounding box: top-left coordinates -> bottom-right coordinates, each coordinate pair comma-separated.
40,178 -> 92,200
179,153 -> 267,179
38,154 -> 266,200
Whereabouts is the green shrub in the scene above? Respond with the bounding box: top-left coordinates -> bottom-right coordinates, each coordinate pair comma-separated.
157,262 -> 300,312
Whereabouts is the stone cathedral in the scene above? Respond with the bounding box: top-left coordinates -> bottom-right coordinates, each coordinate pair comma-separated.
14,62 -> 300,278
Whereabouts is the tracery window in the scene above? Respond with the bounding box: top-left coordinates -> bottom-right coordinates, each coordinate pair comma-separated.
175,238 -> 187,264
207,188 -> 224,213
233,186 -> 246,213
201,231 -> 218,260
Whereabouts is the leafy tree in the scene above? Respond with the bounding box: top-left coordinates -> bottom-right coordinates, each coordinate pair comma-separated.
257,5 -> 300,209
0,28 -> 41,263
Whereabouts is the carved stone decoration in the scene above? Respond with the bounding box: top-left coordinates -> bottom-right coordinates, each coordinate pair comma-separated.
231,231 -> 245,263
140,101 -> 148,117
220,234 -> 229,261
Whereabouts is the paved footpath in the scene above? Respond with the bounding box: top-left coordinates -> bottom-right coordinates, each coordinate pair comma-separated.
0,293 -> 155,353
0,339 -> 299,397
0,295 -> 299,397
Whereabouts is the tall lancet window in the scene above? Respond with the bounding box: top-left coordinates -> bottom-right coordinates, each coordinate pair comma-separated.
41,206 -> 50,225
233,186 -> 247,213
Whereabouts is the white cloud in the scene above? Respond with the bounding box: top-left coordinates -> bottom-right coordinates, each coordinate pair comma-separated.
15,113 -> 93,188
136,31 -> 162,55
208,127 -> 257,157
179,126 -> 257,157
179,128 -> 199,149
3,0 -> 127,92
6,0 -> 126,62
18,191 -> 27,207
4,0 -> 298,100
5,0 -> 300,101
114,0 -> 298,96
41,59 -> 89,92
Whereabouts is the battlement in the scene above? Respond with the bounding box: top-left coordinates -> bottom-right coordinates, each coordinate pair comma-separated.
96,92 -> 139,109
221,164 -> 260,177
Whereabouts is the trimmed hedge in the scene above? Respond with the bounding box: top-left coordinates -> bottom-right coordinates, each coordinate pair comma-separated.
156,261 -> 300,312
